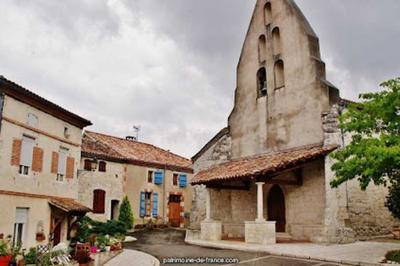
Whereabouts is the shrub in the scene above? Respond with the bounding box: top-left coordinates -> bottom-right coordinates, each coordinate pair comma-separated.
386,250 -> 400,263
385,184 -> 400,220
118,196 -> 134,230
75,216 -> 127,243
24,248 -> 37,264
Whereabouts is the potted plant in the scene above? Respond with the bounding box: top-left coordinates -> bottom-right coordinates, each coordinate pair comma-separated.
0,237 -> 11,266
74,250 -> 93,266
8,245 -> 21,266
24,248 -> 37,266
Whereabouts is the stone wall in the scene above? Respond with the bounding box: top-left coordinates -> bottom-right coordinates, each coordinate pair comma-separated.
190,132 -> 232,229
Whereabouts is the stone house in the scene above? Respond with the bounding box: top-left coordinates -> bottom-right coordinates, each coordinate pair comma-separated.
189,0 -> 398,245
0,76 -> 92,248
79,131 -> 194,228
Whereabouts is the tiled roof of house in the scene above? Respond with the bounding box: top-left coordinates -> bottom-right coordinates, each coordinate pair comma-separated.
0,190 -> 91,213
82,131 -> 193,173
0,76 -> 92,128
191,144 -> 337,185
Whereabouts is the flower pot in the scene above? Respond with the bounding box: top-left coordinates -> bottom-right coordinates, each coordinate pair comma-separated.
0,255 -> 12,266
105,246 -> 111,252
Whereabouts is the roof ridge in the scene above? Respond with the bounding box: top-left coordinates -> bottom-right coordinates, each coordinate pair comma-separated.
85,130 -> 191,162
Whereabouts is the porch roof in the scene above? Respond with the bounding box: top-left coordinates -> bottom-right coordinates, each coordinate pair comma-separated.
49,198 -> 92,213
191,144 -> 338,185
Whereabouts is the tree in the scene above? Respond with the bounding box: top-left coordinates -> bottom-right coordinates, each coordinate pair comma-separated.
330,77 -> 400,190
385,183 -> 400,220
118,196 -> 134,230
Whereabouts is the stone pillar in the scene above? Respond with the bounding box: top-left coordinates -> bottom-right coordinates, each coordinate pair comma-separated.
205,188 -> 211,221
256,182 -> 266,222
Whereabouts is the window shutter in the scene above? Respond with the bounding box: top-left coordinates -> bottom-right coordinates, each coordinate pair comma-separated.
21,136 -> 34,167
51,152 -> 59,174
152,193 -> 158,218
140,192 -> 145,217
66,157 -> 75,179
99,161 -> 106,172
32,147 -> 43,172
84,159 -> 92,171
154,171 -> 164,185
11,139 -> 22,166
179,174 -> 187,188
93,190 -> 105,213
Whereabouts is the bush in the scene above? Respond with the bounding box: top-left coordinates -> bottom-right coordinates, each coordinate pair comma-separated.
118,196 -> 134,230
75,216 -> 127,243
385,184 -> 400,220
386,250 -> 400,263
24,248 -> 37,264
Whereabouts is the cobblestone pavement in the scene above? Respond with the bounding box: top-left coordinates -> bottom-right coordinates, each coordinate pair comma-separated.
124,229 -> 346,266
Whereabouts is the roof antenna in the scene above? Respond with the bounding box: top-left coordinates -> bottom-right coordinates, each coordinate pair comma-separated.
133,125 -> 141,141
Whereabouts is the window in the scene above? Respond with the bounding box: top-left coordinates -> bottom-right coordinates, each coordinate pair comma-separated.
13,208 -> 28,247
148,171 -> 153,183
274,60 -> 285,88
173,173 -> 179,186
272,27 -> 281,55
57,147 -> 68,181
64,127 -> 70,139
98,161 -> 106,172
264,2 -> 272,25
84,159 -> 92,171
145,192 -> 152,216
19,136 -> 35,176
257,67 -> 267,97
258,35 -> 267,63
27,113 -> 38,127
93,189 -> 106,214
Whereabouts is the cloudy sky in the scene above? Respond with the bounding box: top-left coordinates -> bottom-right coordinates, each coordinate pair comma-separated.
0,0 -> 399,158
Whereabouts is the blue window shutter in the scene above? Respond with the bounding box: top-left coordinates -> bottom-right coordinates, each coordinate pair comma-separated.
152,193 -> 158,217
179,174 -> 187,188
140,192 -> 145,217
154,171 -> 163,185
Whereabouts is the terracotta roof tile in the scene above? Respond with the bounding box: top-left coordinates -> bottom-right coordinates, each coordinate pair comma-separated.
82,131 -> 193,173
191,144 -> 337,185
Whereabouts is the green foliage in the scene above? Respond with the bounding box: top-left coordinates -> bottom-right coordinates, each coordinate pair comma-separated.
24,248 -> 37,264
385,184 -> 400,220
75,216 -> 127,243
95,235 -> 110,249
0,237 -> 11,256
330,77 -> 400,190
118,196 -> 134,230
386,250 -> 400,263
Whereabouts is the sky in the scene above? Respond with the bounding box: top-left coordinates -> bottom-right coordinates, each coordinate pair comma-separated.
0,0 -> 399,158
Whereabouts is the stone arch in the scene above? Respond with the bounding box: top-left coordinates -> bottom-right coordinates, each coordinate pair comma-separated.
274,60 -> 285,88
264,2 -> 272,26
257,67 -> 267,97
258,35 -> 267,63
267,185 -> 286,232
272,27 -> 281,55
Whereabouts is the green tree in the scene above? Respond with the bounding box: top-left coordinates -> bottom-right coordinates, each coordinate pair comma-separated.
330,77 -> 400,190
118,196 -> 134,230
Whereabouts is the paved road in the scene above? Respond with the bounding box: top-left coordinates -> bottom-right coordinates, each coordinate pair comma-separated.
124,229 -> 345,266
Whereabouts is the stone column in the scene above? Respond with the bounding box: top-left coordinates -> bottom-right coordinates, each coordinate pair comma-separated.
205,188 -> 212,221
256,182 -> 266,222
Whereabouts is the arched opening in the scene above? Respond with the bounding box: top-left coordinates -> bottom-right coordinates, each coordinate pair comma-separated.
264,2 -> 272,26
258,35 -> 267,63
267,185 -> 286,232
93,189 -> 106,214
257,67 -> 267,97
274,60 -> 285,89
272,27 -> 281,55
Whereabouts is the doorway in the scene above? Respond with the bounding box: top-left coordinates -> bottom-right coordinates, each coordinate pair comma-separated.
267,185 -> 286,232
110,200 -> 119,220
168,195 -> 181,227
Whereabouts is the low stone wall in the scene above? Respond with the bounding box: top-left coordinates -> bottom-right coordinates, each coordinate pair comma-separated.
245,221 -> 276,245
222,223 -> 245,239
201,221 -> 222,241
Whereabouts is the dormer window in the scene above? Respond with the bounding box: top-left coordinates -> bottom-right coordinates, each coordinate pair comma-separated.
27,113 -> 38,127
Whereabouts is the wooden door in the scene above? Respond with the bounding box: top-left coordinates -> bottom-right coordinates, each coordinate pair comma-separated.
267,185 -> 286,232
169,195 -> 181,227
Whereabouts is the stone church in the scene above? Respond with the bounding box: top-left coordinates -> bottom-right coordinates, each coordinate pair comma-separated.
189,0 -> 398,244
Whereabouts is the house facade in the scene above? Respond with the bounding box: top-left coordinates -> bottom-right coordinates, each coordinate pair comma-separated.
0,76 -> 92,248
79,131 -> 194,228
189,0 -> 398,244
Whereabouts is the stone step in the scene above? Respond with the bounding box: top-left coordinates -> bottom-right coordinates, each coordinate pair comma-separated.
276,232 -> 292,241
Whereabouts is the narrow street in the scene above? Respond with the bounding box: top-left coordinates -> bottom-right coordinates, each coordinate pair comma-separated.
124,229 -> 345,266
